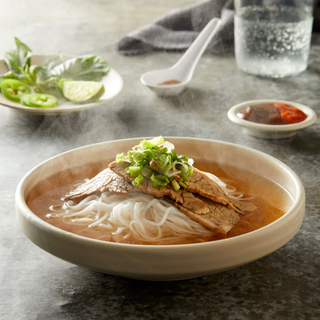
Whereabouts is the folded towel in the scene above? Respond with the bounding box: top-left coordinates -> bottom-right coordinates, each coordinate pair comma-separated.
117,0 -> 320,56
117,0 -> 234,55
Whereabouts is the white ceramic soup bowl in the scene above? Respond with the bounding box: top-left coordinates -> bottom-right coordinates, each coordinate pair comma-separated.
15,137 -> 305,281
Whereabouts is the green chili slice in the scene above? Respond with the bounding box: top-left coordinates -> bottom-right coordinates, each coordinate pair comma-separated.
1,79 -> 31,102
20,93 -> 58,108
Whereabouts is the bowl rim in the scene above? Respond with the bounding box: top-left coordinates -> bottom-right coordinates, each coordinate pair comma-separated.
15,136 -> 305,251
227,99 -> 317,132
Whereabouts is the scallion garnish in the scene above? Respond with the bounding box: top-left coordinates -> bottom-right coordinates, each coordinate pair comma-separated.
116,136 -> 193,189
171,179 -> 180,191
178,181 -> 188,189
132,174 -> 144,186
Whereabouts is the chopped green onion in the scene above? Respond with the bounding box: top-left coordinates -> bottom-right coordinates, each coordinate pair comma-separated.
132,174 -> 144,186
142,166 -> 152,177
150,174 -> 170,189
171,179 -> 180,191
139,136 -> 165,149
115,136 -> 193,189
116,153 -> 126,162
127,165 -> 142,178
171,149 -> 178,160
178,181 -> 188,189
180,155 -> 189,162
132,151 -> 145,162
180,172 -> 189,182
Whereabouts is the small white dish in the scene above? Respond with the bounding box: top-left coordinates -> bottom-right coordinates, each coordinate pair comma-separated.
0,55 -> 123,115
140,18 -> 221,96
16,137 -> 304,280
228,99 -> 317,139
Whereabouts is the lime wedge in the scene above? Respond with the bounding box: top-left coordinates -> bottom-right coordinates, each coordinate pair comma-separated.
62,81 -> 105,103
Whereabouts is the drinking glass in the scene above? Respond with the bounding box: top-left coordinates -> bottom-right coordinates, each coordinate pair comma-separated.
234,0 -> 314,78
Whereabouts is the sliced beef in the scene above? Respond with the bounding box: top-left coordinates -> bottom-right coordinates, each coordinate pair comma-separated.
140,160 -> 247,211
148,162 -> 257,213
65,161 -> 256,234
65,168 -> 138,201
110,161 -> 256,213
149,160 -> 231,205
232,198 -> 257,212
108,161 -> 210,215
178,167 -> 231,206
169,195 -> 240,234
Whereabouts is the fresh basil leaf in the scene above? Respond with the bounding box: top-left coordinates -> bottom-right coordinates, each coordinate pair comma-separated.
29,65 -> 52,84
29,64 -> 63,97
48,55 -> 110,81
4,38 -> 32,76
0,71 -> 16,79
33,76 -> 62,96
42,54 -> 65,71
29,56 -> 66,87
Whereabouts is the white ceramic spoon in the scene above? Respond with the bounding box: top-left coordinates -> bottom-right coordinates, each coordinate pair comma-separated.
140,18 -> 222,96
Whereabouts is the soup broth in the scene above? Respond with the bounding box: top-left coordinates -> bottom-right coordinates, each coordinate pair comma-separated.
27,159 -> 293,245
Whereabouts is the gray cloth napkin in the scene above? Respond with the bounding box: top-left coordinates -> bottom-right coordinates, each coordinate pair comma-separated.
117,0 -> 234,55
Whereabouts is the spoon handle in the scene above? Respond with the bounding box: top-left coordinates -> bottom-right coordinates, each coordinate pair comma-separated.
174,18 -> 222,79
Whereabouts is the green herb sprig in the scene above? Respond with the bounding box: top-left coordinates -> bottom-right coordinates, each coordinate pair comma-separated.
0,38 -> 110,97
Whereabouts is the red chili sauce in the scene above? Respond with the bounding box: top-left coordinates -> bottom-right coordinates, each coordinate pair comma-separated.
158,79 -> 181,85
237,102 -> 307,125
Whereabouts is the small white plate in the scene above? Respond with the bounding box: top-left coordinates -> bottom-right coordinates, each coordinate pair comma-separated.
0,55 -> 123,115
228,100 -> 317,139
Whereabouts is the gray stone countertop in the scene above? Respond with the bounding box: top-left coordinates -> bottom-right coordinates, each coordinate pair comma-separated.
0,1 -> 319,319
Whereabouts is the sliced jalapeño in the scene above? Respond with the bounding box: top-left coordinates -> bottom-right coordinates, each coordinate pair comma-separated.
1,79 -> 31,102
20,93 -> 58,108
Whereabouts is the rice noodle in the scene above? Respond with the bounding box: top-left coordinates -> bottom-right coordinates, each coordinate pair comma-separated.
47,192 -> 212,244
47,170 -> 254,244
